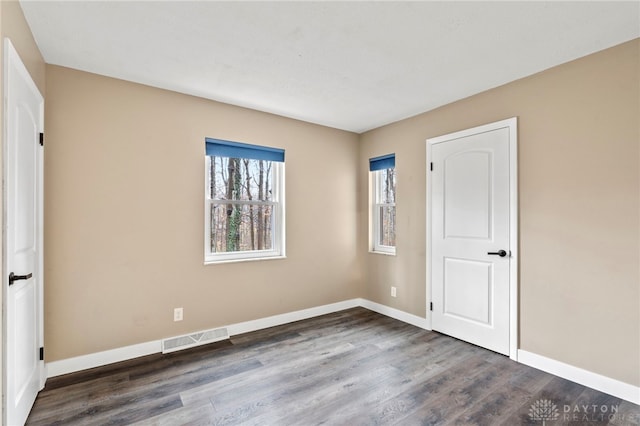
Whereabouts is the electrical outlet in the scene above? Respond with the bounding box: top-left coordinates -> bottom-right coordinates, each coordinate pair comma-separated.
391,286 -> 397,298
174,307 -> 183,322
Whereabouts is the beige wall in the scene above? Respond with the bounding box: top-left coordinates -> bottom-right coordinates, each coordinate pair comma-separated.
0,0 -> 46,420
44,65 -> 362,361
0,1 -> 45,94
359,39 -> 640,386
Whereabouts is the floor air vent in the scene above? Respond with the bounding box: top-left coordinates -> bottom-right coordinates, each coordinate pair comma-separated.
162,327 -> 229,354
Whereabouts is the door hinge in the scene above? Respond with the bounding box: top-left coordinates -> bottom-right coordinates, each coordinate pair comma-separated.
430,162 -> 433,171
430,302 -> 433,311
39,132 -> 44,146
39,347 -> 44,361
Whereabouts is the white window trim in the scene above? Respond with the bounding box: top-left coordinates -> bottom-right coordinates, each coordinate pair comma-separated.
204,158 -> 286,264
371,169 -> 396,255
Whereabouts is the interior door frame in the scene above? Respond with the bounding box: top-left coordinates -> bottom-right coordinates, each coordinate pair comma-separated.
2,37 -> 46,424
426,117 -> 518,360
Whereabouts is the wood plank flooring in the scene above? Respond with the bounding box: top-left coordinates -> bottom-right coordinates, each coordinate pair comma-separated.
26,308 -> 639,425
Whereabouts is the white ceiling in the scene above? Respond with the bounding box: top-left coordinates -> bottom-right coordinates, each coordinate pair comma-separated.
20,1 -> 640,133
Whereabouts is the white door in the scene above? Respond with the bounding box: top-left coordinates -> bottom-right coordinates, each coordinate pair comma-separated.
428,118 -> 517,357
4,38 -> 45,426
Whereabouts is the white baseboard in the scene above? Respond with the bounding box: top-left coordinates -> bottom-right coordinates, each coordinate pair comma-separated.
46,300 -> 639,406
47,299 -> 360,378
359,299 -> 430,330
47,340 -> 161,378
226,299 -> 360,336
518,350 -> 640,405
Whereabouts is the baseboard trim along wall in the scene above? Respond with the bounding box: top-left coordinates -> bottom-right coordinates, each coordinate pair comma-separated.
46,299 -> 361,378
46,340 -> 162,379
225,299 -> 361,336
518,350 -> 640,405
359,299 -> 431,330
46,300 -> 638,404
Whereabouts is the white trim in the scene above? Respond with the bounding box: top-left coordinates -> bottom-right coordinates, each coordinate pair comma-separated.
425,117 -> 518,361
507,118 -> 519,361
359,299 -> 430,330
368,250 -> 396,257
46,340 -> 162,378
425,139 -> 433,330
204,255 -> 286,266
518,350 -> 640,405
46,299 -> 360,378
225,299 -> 359,336
45,299 -> 639,405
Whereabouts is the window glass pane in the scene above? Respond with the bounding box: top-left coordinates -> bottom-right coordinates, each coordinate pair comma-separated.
208,156 -> 273,202
378,168 -> 396,204
209,202 -> 274,253
378,205 -> 396,247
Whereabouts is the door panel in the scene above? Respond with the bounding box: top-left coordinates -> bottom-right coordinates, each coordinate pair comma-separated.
444,151 -> 492,240
430,124 -> 512,356
443,257 -> 492,325
5,38 -> 44,426
13,105 -> 36,271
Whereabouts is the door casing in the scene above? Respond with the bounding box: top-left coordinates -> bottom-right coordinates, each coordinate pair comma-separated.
426,117 -> 518,360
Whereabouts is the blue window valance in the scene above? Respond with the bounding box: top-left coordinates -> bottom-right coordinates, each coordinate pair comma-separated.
369,153 -> 395,171
205,138 -> 285,162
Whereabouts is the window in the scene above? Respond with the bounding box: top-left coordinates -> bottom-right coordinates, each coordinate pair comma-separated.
370,154 -> 396,254
205,138 -> 285,263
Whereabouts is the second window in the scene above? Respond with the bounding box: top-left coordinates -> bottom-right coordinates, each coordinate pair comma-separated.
370,154 -> 396,254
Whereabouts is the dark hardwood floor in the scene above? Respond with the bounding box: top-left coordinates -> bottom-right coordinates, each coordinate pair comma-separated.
26,308 -> 639,425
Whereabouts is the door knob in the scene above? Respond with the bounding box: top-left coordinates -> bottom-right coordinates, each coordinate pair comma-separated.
8,272 -> 32,286
487,250 -> 507,257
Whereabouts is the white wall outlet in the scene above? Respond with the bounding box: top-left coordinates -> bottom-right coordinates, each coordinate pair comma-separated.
391,286 -> 397,298
173,307 -> 183,322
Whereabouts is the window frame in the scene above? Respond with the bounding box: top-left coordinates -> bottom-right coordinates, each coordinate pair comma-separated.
204,151 -> 286,265
371,166 -> 396,255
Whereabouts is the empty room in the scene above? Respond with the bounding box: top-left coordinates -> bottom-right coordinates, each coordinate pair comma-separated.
2,1 -> 639,425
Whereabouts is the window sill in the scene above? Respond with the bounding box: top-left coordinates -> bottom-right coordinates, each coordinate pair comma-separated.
204,255 -> 286,265
369,250 -> 396,256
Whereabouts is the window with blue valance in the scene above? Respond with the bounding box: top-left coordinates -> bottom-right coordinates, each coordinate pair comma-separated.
369,153 -> 395,171
204,137 -> 286,263
205,138 -> 285,162
369,153 -> 396,254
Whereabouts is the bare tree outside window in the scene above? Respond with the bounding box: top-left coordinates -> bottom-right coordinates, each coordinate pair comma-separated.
379,167 -> 396,247
373,167 -> 396,252
207,156 -> 275,253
